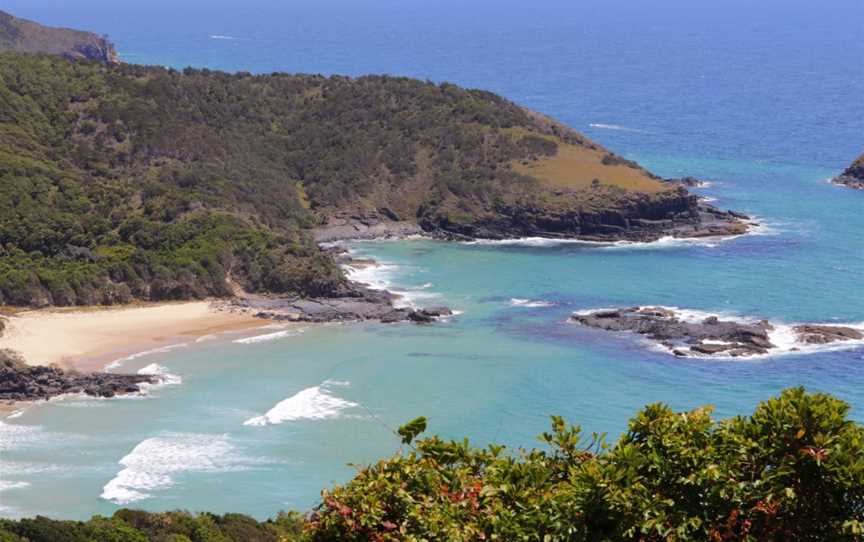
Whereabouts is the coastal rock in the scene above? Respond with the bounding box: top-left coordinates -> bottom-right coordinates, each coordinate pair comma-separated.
664,176 -> 706,188
793,325 -> 863,344
421,190 -> 751,243
225,276 -> 452,326
0,350 -> 153,402
830,153 -> 864,190
314,210 -> 424,242
571,307 -> 863,358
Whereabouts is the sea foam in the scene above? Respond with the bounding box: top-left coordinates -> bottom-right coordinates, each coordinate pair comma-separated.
342,259 -> 440,309
510,298 -> 556,308
243,380 -> 358,426
588,123 -> 644,132
101,433 -> 244,505
135,363 -> 183,393
233,329 -> 303,345
104,343 -> 189,371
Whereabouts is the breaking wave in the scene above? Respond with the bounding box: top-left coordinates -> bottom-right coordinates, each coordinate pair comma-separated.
342,259 -> 440,309
137,363 -> 182,390
243,380 -> 358,427
100,433 -> 246,505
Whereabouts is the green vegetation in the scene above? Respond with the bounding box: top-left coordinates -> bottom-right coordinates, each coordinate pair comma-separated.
0,52 -> 676,308
1,388 -> 862,541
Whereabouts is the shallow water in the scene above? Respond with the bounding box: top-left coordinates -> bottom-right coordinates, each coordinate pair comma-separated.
1,0 -> 862,520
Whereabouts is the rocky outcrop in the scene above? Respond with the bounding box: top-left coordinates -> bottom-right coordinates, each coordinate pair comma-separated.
421,188 -> 750,242
226,288 -> 451,325
664,176 -> 707,188
571,307 -> 863,358
793,325 -> 864,344
0,10 -> 119,63
831,154 -> 864,190
315,210 -> 424,243
218,251 -> 452,325
0,351 -> 153,402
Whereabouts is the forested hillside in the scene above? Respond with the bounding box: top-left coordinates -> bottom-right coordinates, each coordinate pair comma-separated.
0,53 -> 704,307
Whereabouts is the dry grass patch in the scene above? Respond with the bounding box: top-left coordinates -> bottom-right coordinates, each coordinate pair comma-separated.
513,142 -> 669,193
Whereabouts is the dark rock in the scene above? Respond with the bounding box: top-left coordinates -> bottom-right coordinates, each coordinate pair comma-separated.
572,307 -> 862,358
0,352 -> 154,403
691,343 -> 732,355
408,311 -> 436,324
793,325 -> 863,344
419,307 -> 453,317
239,276 -> 452,326
571,306 -> 777,358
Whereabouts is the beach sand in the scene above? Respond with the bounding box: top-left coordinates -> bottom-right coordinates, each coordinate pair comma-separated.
0,301 -> 266,372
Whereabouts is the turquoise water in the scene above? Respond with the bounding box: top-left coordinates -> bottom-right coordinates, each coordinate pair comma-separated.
1,0 -> 863,521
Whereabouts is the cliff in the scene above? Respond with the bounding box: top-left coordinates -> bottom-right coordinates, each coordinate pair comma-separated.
0,52 -> 747,308
0,10 -> 118,63
832,153 -> 864,190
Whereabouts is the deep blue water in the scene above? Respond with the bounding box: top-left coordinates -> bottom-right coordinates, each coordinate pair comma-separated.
0,0 -> 862,520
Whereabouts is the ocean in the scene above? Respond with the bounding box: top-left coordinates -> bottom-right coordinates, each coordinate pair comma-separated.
0,0 -> 862,520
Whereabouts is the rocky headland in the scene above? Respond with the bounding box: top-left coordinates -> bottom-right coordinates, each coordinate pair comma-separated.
316,189 -> 750,244
0,10 -> 118,63
218,249 -> 453,325
831,153 -> 864,190
571,307 -> 863,358
0,350 -> 154,404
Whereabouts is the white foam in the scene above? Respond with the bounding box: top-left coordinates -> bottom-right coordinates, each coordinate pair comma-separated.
104,343 -> 189,370
588,123 -> 644,132
510,298 -> 556,308
209,34 -> 238,40
464,237 -> 610,247
243,380 -> 358,426
232,329 -> 303,344
0,421 -> 44,452
342,260 -> 439,309
101,433 -> 245,505
136,363 -> 182,390
195,334 -> 217,343
5,409 -> 24,419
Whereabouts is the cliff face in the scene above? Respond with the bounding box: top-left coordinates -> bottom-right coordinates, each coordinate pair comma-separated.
0,10 -> 118,63
832,154 -> 864,190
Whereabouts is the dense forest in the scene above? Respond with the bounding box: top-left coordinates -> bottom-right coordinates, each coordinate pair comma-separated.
0,52 -> 682,308
1,388 -> 862,541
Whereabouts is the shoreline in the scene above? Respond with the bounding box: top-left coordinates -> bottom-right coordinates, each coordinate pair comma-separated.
0,301 -> 267,373
321,214 -> 764,248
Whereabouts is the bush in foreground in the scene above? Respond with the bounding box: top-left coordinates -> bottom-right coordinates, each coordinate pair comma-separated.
1,387 -> 862,541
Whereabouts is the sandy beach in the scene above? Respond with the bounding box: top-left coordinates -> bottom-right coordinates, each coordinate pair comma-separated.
0,301 -> 266,372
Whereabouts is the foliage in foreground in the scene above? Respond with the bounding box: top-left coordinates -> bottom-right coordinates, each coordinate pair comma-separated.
1,388 -> 862,541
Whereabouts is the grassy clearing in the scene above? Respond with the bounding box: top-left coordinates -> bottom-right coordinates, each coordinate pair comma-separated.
513,142 -> 669,193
